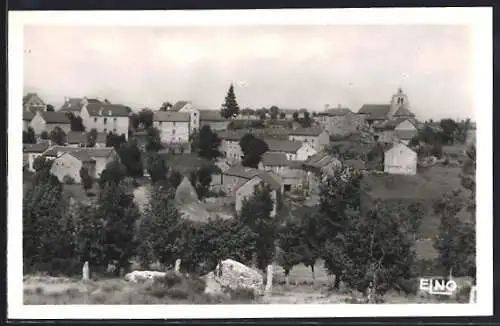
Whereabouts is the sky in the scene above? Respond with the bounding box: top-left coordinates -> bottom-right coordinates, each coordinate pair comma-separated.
23,25 -> 476,121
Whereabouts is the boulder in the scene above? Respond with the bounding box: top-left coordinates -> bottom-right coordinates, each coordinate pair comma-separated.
124,270 -> 166,284
213,259 -> 265,296
175,176 -> 199,205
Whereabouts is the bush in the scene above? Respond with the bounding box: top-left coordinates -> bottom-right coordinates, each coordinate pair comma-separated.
63,175 -> 76,185
157,272 -> 183,288
27,258 -> 82,277
228,287 -> 256,301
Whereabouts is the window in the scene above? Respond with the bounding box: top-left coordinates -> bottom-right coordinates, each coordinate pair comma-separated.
113,128 -> 117,133
172,129 -> 176,135
94,118 -> 97,123
113,118 -> 117,122
104,128 -> 107,132
173,122 -> 176,127
194,113 -> 197,117
104,118 -> 107,125
159,121 -> 163,126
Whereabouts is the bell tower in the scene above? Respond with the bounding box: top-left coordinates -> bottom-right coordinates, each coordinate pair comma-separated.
389,87 -> 410,118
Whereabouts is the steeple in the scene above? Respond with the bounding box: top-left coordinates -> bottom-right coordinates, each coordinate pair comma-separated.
389,87 -> 409,118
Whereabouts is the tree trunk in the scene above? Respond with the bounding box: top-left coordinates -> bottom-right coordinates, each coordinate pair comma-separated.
285,272 -> 290,287
334,274 -> 341,290
311,265 -> 316,281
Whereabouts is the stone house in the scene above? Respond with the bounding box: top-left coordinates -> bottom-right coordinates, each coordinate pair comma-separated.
265,139 -> 316,161
66,131 -> 87,148
29,111 -> 71,135
222,165 -> 283,195
59,97 -> 103,117
228,167 -> 283,218
23,141 -> 51,171
50,151 -> 97,183
358,88 -> 416,127
169,101 -> 200,135
384,142 -> 417,175
80,102 -> 131,139
316,106 -> 365,136
152,111 -> 190,144
373,118 -> 419,145
302,152 -> 341,196
259,152 -> 304,192
218,131 -> 244,164
288,127 -> 330,152
200,110 -> 230,131
42,146 -> 119,178
23,93 -> 46,113
23,110 -> 35,130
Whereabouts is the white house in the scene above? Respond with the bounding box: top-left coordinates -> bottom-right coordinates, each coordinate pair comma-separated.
265,139 -> 317,161
80,102 -> 131,139
153,111 -> 190,144
50,151 -> 96,183
23,142 -> 51,171
384,142 -> 417,175
29,111 -> 71,135
175,102 -> 200,135
288,127 -> 330,152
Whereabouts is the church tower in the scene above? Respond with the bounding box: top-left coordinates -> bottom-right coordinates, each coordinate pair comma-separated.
388,87 -> 410,119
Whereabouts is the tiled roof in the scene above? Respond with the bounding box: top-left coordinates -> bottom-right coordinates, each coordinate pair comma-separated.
200,110 -> 226,122
261,152 -> 288,167
40,111 -> 71,124
289,127 -> 324,136
264,139 -> 303,153
254,172 -> 282,191
344,159 -> 366,170
23,110 -> 35,121
153,111 -> 190,122
66,132 -> 87,144
172,101 -> 190,112
225,165 -> 282,191
317,108 -> 353,116
23,93 -> 44,106
303,152 -> 340,169
23,141 -> 50,153
393,106 -> 415,118
358,104 -> 391,120
86,103 -> 131,117
59,98 -> 85,112
67,151 -> 95,163
43,146 -> 116,158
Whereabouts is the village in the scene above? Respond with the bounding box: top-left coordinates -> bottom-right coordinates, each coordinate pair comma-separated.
22,85 -> 477,304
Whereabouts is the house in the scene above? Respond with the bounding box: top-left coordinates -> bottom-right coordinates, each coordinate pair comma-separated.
358,88 -> 416,126
288,127 -> 330,152
23,110 -> 35,130
265,139 -> 316,161
218,131 -> 244,163
42,146 -> 119,178
260,152 -> 305,192
23,93 -> 46,113
50,151 -> 97,183
169,101 -> 200,135
302,152 -> 341,196
80,102 -> 131,139
316,105 -> 365,136
200,110 -> 230,131
29,111 -> 71,135
59,97 -> 104,117
23,141 -> 51,171
222,165 -> 283,194
384,142 -> 417,175
152,111 -> 190,144
95,132 -> 107,148
235,174 -> 282,218
66,132 -> 87,148
373,118 -> 420,145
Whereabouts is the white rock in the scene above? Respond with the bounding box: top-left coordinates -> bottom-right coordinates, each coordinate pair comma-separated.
124,270 -> 166,283
213,259 -> 265,296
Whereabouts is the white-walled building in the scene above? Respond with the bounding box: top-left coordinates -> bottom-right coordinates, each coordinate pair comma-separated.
29,111 -> 71,135
80,103 -> 131,139
288,127 -> 330,152
265,139 -> 317,161
384,142 -> 417,175
153,111 -> 190,144
23,142 -> 51,171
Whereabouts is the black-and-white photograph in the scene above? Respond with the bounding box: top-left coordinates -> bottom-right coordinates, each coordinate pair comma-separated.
8,7 -> 492,319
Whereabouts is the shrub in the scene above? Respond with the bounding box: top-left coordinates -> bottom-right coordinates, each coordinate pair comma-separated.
166,287 -> 190,299
454,284 -> 472,303
63,175 -> 76,185
228,287 -> 256,301
156,271 -> 183,288
28,258 -> 82,277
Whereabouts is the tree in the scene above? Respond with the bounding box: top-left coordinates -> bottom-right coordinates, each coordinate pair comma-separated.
46,104 -> 55,112
137,185 -> 181,269
50,126 -> 67,145
297,211 -> 322,280
106,132 -> 126,149
239,184 -> 276,271
73,202 -> 106,267
40,131 -> 49,140
98,160 -> 126,189
145,127 -> 163,152
269,106 -> 279,120
276,219 -> 303,285
138,109 -> 154,129
96,181 -> 141,273
168,169 -> 183,190
86,128 -> 98,147
189,165 -> 214,200
129,113 -> 141,130
220,83 -> 240,119
279,112 -> 286,119
147,152 -> 168,184
23,127 -> 36,144
259,111 -> 266,120
160,102 -> 173,111
439,118 -> 459,145
192,125 -> 222,160
292,112 -> 299,121
79,166 -> 94,194
66,113 -> 86,132
117,140 -> 144,178
239,133 -> 269,168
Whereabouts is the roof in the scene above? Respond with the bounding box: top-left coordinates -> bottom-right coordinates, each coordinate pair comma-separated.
395,129 -> 418,140
384,142 -> 415,153
373,117 -> 420,131
23,93 -> 44,106
23,110 -> 35,121
86,103 -> 131,117
289,127 -> 324,136
261,152 -> 288,166
39,111 -> 71,124
344,159 -> 366,170
303,152 -> 340,169
200,110 -> 226,122
318,108 -> 353,116
358,104 -> 391,120
172,101 -> 190,112
225,165 -> 282,191
153,111 -> 190,122
67,151 -> 96,163
252,173 -> 282,191
393,106 -> 415,118
265,139 -> 303,153
59,98 -> 85,112
66,132 -> 87,144
43,146 -> 116,158
23,141 -> 50,153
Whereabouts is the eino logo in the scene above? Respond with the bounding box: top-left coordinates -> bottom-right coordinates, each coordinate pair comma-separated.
419,278 -> 458,296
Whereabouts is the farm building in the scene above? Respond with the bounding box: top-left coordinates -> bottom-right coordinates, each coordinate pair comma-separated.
384,142 -> 417,175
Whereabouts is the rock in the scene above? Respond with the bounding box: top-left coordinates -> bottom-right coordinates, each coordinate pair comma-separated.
174,259 -> 181,273
204,272 -> 223,295
82,261 -> 89,282
213,259 -> 265,296
124,270 -> 167,284
265,265 -> 273,293
175,177 -> 199,205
